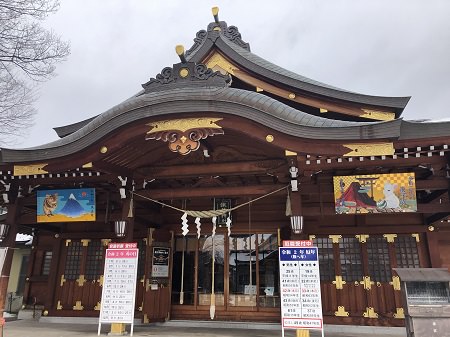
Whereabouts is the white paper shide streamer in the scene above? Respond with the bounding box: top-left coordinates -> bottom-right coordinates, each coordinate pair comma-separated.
195,217 -> 201,239
181,212 -> 189,236
226,216 -> 232,237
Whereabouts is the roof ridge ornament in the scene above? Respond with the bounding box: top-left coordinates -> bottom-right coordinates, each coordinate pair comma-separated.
141,45 -> 231,93
185,7 -> 250,58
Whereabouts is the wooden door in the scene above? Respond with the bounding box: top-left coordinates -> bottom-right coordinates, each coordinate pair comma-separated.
55,239 -> 106,313
142,229 -> 172,323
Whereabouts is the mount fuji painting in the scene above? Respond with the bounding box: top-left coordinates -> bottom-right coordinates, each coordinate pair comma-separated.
37,188 -> 96,223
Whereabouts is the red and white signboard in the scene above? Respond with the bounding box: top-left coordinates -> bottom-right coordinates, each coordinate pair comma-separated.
98,242 -> 139,336
282,240 -> 313,247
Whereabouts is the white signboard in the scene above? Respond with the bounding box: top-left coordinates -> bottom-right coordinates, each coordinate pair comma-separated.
279,244 -> 323,336
98,243 -> 139,336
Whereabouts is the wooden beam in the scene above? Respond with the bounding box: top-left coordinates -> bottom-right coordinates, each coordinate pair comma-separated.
426,212 -> 450,226
137,159 -> 287,179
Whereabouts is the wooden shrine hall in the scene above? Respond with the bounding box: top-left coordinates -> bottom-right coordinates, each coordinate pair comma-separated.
1,7 -> 450,327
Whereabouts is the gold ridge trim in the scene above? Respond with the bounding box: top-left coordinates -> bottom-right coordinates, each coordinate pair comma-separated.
205,52 -> 239,75
343,143 -> 395,157
14,163 -> 48,176
147,117 -> 223,133
361,109 -> 395,121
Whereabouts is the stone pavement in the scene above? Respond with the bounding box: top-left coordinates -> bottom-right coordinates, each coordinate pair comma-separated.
1,319 -> 407,337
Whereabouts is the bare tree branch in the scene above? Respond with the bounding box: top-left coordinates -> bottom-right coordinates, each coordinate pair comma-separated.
0,0 -> 70,145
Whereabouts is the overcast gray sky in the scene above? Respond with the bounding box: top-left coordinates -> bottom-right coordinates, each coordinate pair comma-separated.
16,0 -> 450,148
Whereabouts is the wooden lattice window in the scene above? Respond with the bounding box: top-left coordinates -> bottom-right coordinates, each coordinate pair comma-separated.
85,240 -> 104,281
315,237 -> 334,281
64,241 -> 82,280
340,237 -> 363,282
41,251 -> 53,276
367,237 -> 392,282
395,236 -> 420,268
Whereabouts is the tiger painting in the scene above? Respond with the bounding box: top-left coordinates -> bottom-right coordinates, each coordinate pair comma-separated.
43,193 -> 58,216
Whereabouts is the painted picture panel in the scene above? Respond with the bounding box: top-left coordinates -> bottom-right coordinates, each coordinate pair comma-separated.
37,188 -> 96,222
333,173 -> 416,214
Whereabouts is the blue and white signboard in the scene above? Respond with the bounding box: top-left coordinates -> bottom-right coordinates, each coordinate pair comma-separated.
279,245 -> 323,337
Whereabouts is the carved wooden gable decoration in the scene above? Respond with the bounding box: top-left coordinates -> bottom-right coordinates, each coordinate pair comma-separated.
145,118 -> 224,155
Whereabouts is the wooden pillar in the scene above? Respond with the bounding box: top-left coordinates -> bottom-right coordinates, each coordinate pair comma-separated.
0,199 -> 22,323
426,231 -> 442,267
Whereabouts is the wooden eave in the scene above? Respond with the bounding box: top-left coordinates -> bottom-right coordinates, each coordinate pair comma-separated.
185,22 -> 410,120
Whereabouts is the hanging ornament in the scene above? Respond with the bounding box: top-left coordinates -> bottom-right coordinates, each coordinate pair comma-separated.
212,216 -> 217,237
181,212 -> 189,236
226,216 -> 232,237
195,217 -> 201,239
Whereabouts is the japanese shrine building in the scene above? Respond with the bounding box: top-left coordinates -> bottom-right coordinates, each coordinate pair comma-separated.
1,8 -> 450,327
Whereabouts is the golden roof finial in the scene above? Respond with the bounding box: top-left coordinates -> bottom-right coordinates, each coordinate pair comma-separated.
175,45 -> 187,63
212,7 -> 219,23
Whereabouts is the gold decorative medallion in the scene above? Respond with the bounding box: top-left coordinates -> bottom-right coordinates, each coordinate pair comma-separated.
179,68 -> 189,78
265,135 -> 274,143
100,146 -> 108,154
288,93 -> 296,99
343,143 -> 395,157
146,117 -> 224,155
14,163 -> 48,176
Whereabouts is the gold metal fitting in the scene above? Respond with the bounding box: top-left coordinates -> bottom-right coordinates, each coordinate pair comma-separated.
100,146 -> 108,154
428,225 -> 435,232
175,45 -> 185,56
212,7 -> 219,16
265,135 -> 274,143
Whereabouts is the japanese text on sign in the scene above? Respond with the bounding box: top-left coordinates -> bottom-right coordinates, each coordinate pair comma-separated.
279,247 -> 323,330
99,243 -> 139,324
